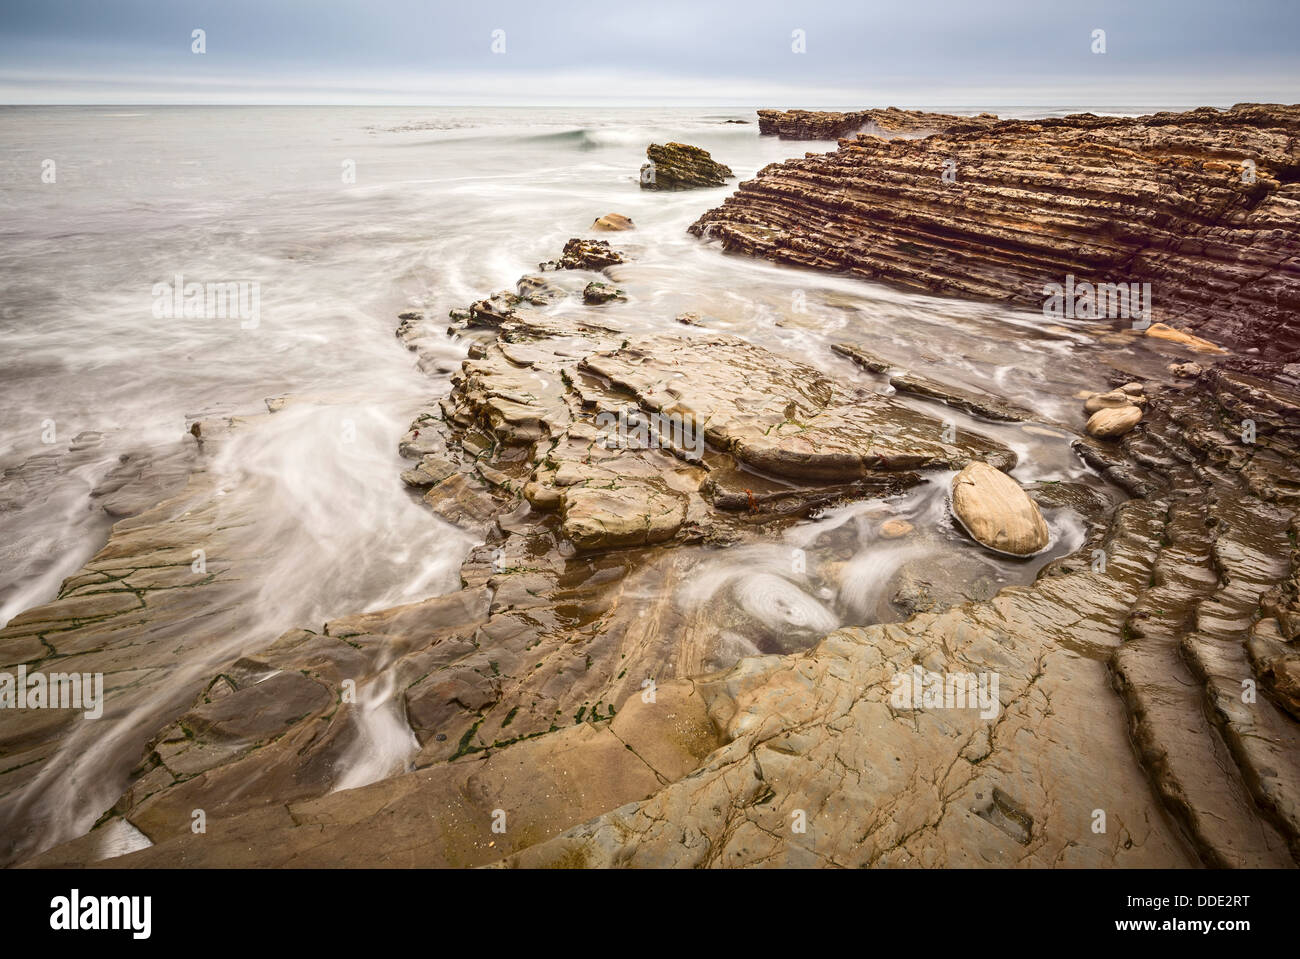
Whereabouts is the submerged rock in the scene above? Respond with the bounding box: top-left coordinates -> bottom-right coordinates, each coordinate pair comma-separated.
951,461 -> 1050,556
582,281 -> 625,304
592,213 -> 634,231
640,142 -> 732,191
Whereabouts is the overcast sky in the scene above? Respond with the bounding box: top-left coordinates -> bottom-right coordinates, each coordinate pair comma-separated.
2,0 -> 1297,106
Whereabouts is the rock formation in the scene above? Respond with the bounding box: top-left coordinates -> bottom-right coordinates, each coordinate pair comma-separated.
758,107 -> 997,140
4,108 -> 1300,872
695,104 -> 1300,362
641,142 -> 732,190
592,213 -> 634,231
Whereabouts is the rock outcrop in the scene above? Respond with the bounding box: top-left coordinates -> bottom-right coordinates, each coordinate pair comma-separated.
757,107 -> 997,140
6,161 -> 1300,871
695,104 -> 1300,361
641,142 -> 732,190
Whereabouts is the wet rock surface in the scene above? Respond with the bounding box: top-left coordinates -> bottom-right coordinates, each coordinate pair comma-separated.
6,148 -> 1300,869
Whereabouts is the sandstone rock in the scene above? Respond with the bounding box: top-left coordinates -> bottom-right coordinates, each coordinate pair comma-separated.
1120,382 -> 1145,395
879,519 -> 914,538
950,461 -> 1050,556
640,142 -> 732,191
693,105 -> 1300,361
1084,389 -> 1137,413
1086,405 -> 1144,438
1144,323 -> 1227,355
592,213 -> 634,231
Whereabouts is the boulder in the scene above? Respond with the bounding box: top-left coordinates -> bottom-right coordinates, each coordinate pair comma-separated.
950,461 -> 1050,556
640,142 -> 732,191
1086,405 -> 1143,438
592,213 -> 634,231
583,281 -> 626,305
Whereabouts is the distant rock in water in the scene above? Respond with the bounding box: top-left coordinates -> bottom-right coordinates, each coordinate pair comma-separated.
757,107 -> 997,139
694,103 -> 1300,361
592,213 -> 634,231
950,461 -> 1050,556
540,237 -> 626,271
582,281 -> 625,304
640,142 -> 732,191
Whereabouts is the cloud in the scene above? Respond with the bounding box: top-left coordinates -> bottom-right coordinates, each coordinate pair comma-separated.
2,0 -> 1297,105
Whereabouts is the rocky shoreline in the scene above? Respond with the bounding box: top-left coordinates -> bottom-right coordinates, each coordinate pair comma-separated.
702,104 -> 1300,363
2,105 -> 1299,869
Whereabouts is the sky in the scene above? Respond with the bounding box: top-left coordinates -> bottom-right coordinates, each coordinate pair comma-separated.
1,0 -> 1297,107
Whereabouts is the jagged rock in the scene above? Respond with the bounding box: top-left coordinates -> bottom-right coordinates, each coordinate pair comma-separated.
1086,405 -> 1144,438
951,461 -> 1050,556
694,104 -> 1300,361
400,453 -> 459,489
541,237 -> 626,271
583,281 -> 625,305
640,142 -> 732,191
592,213 -> 634,231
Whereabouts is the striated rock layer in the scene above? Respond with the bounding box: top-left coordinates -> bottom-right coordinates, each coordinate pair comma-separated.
758,107 -> 997,140
697,104 -> 1300,361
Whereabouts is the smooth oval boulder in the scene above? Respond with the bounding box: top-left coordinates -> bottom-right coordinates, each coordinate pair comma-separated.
951,461 -> 1050,556
592,213 -> 635,231
1086,405 -> 1143,438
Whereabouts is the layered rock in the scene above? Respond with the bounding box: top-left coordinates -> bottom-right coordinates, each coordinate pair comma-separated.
502,363 -> 1300,868
641,142 -> 732,190
695,104 -> 1300,361
757,107 -> 997,140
